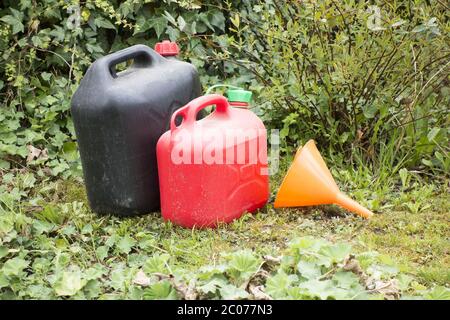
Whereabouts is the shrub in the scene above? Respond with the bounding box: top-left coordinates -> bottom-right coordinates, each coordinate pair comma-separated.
216,0 -> 449,177
0,0 -> 226,176
0,0 -> 448,180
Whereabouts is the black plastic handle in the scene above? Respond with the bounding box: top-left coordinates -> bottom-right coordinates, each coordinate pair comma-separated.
103,45 -> 164,78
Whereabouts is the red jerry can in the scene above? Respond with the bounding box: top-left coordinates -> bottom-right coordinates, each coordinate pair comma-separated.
156,94 -> 269,228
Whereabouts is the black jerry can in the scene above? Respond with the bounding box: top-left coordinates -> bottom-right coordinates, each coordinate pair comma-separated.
70,44 -> 201,216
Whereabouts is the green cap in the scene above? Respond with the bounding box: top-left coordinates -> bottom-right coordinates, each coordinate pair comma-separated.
226,89 -> 252,104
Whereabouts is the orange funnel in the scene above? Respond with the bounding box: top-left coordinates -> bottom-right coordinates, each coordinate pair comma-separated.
274,140 -> 373,219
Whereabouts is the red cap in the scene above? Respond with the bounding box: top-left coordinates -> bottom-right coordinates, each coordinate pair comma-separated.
154,40 -> 179,57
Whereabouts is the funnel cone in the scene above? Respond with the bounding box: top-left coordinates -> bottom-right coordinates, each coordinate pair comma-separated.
274,140 -> 373,219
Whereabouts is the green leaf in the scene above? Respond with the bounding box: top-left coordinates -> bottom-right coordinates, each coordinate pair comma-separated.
2,257 -> 29,277
94,17 -> 116,30
96,246 -> 109,261
0,15 -> 24,34
424,286 -> 450,300
227,250 -> 259,280
265,271 -> 298,299
150,17 -> 167,39
297,260 -> 321,280
165,26 -> 180,41
397,274 -> 414,291
177,16 -> 186,31
219,284 -> 249,300
163,11 -> 177,26
143,281 -> 178,300
210,10 -> 225,31
143,254 -> 170,274
0,246 -> 8,259
53,270 -> 86,296
427,127 -> 440,142
332,271 -> 363,290
26,284 -> 54,299
85,264 -> 107,281
116,235 -> 136,254
319,243 -> 352,265
289,236 -> 325,254
298,279 -> 335,300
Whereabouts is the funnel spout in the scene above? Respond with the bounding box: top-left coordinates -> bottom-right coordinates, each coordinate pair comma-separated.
335,192 -> 373,219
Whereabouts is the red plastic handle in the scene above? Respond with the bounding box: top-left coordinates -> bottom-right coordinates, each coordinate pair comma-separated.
170,94 -> 229,132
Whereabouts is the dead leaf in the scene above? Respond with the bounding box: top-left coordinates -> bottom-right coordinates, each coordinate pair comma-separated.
249,284 -> 272,300
26,145 -> 48,163
368,279 -> 400,300
133,270 -> 151,287
343,254 -> 369,284
263,255 -> 282,264
152,273 -> 197,300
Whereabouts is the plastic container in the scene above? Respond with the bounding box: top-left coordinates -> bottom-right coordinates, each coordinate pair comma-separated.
156,94 -> 269,228
71,43 -> 201,216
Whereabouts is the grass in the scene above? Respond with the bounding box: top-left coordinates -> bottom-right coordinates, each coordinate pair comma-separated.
57,162 -> 450,286
0,159 -> 448,299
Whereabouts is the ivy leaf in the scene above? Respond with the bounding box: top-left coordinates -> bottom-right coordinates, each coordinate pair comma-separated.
209,10 -> 225,31
84,279 -> 102,299
85,264 -> 107,281
177,16 -> 186,31
0,274 -> 9,289
0,216 -> 14,235
109,266 -> 128,291
199,13 -> 214,32
0,246 -> 8,259
143,281 -> 178,300
2,257 -> 29,277
0,15 -> 24,34
163,11 -> 177,26
151,17 -> 168,39
165,26 -> 180,41
53,270 -> 86,296
21,172 -> 36,189
95,246 -> 109,261
367,264 -> 399,279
